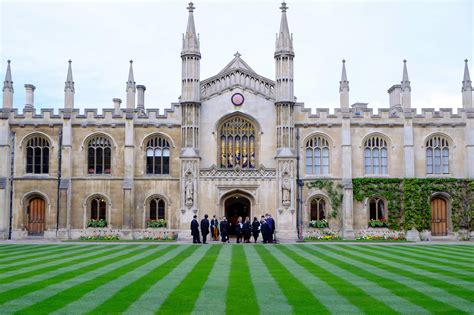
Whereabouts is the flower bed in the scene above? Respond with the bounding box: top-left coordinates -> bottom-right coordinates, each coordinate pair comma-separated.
309,219 -> 329,229
368,219 -> 388,228
355,228 -> 406,241
135,229 -> 178,241
79,228 -> 120,241
146,219 -> 167,228
304,228 -> 342,241
87,219 -> 107,228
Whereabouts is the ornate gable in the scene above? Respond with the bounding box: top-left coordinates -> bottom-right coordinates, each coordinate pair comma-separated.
200,52 -> 275,101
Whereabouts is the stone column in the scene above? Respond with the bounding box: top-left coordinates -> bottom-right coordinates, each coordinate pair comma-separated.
122,114 -> 135,239
0,115 -> 10,239
466,113 -> 474,179
403,110 -> 415,177
24,84 -> 35,110
341,110 -> 354,239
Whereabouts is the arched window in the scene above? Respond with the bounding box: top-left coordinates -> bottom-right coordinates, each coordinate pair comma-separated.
369,197 -> 385,220
26,136 -> 50,174
90,196 -> 107,221
219,116 -> 256,169
305,136 -> 329,175
149,198 -> 166,220
146,136 -> 170,175
426,136 -> 449,174
310,197 -> 326,220
364,136 -> 388,175
87,136 -> 112,174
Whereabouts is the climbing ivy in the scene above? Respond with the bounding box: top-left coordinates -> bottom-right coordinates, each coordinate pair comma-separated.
306,180 -> 343,218
353,178 -> 474,232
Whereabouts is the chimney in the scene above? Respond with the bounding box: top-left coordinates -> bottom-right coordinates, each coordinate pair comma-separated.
137,85 -> 146,110
113,98 -> 122,116
388,84 -> 401,108
24,84 -> 36,110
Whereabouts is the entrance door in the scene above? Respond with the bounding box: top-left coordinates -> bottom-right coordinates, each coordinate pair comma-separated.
225,195 -> 251,235
27,197 -> 46,235
431,198 -> 447,236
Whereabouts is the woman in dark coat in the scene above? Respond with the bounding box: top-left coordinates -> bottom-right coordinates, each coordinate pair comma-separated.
235,216 -> 243,243
243,217 -> 251,243
251,216 -> 260,243
220,217 -> 229,243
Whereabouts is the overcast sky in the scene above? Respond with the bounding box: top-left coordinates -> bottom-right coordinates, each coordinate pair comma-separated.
1,0 -> 473,113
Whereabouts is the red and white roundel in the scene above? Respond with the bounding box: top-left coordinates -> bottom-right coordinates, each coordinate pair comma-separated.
231,93 -> 244,106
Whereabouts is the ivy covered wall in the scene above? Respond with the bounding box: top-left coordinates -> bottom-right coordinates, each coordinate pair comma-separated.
353,178 -> 474,232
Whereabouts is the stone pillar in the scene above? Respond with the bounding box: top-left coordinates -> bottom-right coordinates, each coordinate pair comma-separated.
388,85 -> 402,108
136,85 -> 146,111
179,159 -> 199,232
341,110 -> 354,239
276,158 -> 297,239
403,110 -> 415,177
122,115 -> 135,238
24,84 -> 35,110
60,116 -> 73,239
466,115 -> 474,179
0,116 -> 10,239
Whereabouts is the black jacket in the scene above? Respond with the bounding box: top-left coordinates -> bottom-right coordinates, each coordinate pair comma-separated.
201,218 -> 210,235
220,220 -> 228,234
191,219 -> 199,236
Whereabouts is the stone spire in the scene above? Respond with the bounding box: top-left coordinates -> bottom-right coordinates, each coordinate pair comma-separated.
339,59 -> 349,92
64,60 -> 75,108
401,59 -> 411,91
182,2 -> 200,56
462,59 -> 473,108
126,60 -> 136,109
2,60 -> 13,108
275,2 -> 293,55
401,60 -> 411,109
339,60 -> 349,108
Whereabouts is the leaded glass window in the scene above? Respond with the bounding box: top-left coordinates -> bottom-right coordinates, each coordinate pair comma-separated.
87,136 -> 112,175
310,197 -> 326,220
364,136 -> 388,175
26,136 -> 50,174
426,136 -> 449,174
369,198 -> 385,220
150,198 -> 165,220
219,116 -> 256,169
146,136 -> 170,175
305,136 -> 329,175
90,197 -> 107,221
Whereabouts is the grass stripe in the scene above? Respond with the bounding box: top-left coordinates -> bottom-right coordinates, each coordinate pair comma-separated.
402,246 -> 474,261
51,246 -> 188,315
255,245 -> 328,314
89,245 -> 199,314
0,246 -> 95,273
276,245 -> 397,314
17,245 -> 177,314
226,245 -> 259,315
384,245 -> 474,268
320,245 -> 473,313
295,244 -> 433,314
264,245 -> 361,314
0,245 -> 148,310
340,245 -> 474,293
360,245 -> 474,279
429,245 -> 474,256
0,245 -> 84,265
0,244 -> 45,254
158,245 -> 222,314
242,246 -> 293,315
0,245 -> 64,261
0,245 -> 109,281
0,245 -> 133,294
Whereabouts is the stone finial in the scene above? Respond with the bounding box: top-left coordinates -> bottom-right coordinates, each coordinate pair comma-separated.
462,59 -> 472,92
126,60 -> 136,92
234,51 -> 242,58
3,60 -> 13,92
339,59 -> 349,92
280,2 -> 288,12
187,2 -> 195,12
275,1 -> 293,55
64,59 -> 75,93
182,1 -> 200,55
401,59 -> 411,91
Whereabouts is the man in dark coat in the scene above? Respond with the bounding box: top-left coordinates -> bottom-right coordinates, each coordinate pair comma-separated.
200,214 -> 210,244
191,215 -> 201,244
220,216 -> 229,243
260,216 -> 269,243
266,213 -> 275,243
210,215 -> 219,241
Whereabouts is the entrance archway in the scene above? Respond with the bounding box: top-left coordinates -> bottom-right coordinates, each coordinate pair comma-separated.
27,197 -> 46,235
431,197 -> 448,236
225,195 -> 251,236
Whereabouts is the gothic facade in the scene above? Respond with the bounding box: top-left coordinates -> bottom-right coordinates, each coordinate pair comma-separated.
0,2 -> 473,240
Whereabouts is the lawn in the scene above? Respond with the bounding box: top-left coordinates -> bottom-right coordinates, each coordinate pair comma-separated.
0,243 -> 472,314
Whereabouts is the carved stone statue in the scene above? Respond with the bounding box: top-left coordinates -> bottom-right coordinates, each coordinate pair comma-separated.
185,177 -> 194,206
282,174 -> 291,207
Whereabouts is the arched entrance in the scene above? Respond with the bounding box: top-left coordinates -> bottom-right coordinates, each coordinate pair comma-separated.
431,197 -> 447,236
225,195 -> 251,235
27,197 -> 46,235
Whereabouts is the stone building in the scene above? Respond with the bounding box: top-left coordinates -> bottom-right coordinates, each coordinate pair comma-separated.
0,2 -> 472,240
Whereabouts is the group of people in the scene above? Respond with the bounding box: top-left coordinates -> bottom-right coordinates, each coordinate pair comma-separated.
190,213 -> 276,244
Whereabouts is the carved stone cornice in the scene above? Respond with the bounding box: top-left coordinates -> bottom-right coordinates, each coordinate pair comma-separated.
199,164 -> 276,179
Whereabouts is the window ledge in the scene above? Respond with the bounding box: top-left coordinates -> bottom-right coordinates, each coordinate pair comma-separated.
425,174 -> 451,178
363,174 -> 391,178
304,175 -> 334,180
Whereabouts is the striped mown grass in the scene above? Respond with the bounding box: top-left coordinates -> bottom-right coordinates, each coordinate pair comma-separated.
0,243 -> 472,314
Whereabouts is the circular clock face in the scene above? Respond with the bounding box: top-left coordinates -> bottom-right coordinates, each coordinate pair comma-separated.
231,93 -> 244,106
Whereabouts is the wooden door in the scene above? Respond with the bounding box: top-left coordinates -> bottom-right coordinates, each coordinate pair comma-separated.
431,198 -> 447,236
27,197 -> 45,235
